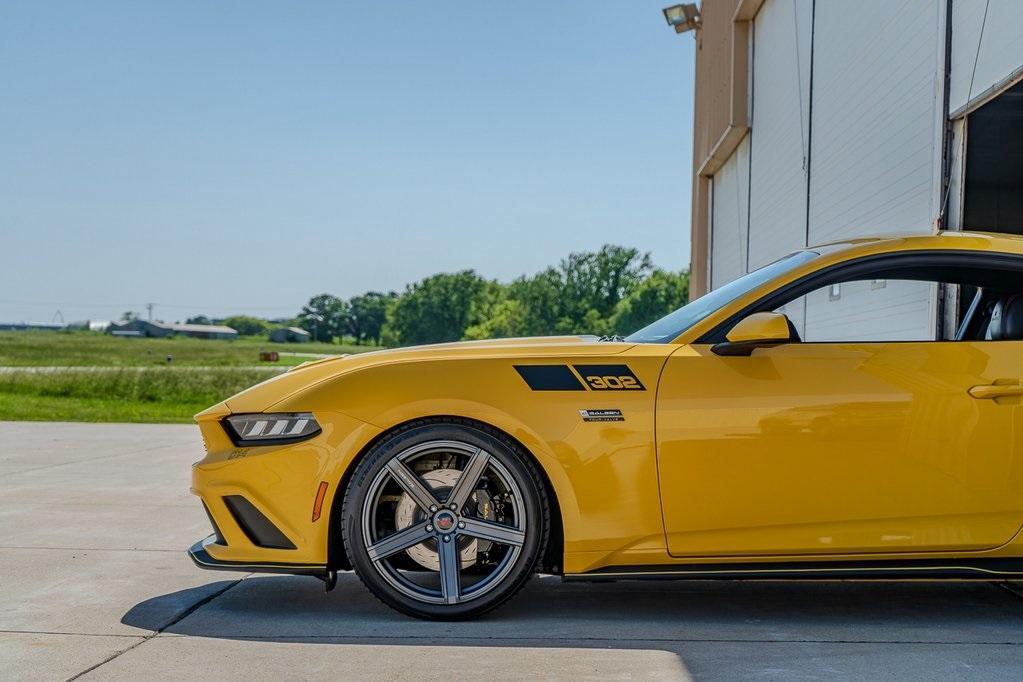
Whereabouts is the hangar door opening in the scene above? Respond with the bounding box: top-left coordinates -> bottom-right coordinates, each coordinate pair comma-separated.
963,80 -> 1023,234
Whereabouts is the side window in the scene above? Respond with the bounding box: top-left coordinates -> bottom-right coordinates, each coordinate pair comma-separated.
758,258 -> 1023,345
779,279 -> 938,342
728,257 -> 1023,349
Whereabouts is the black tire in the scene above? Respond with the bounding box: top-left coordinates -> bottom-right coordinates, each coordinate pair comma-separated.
342,418 -> 549,620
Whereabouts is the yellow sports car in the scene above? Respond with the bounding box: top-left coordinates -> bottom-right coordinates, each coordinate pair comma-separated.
190,232 -> 1023,619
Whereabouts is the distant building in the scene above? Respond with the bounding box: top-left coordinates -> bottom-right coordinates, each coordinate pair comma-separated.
107,320 -> 238,340
67,320 -> 112,332
0,322 -> 65,332
269,326 -> 311,343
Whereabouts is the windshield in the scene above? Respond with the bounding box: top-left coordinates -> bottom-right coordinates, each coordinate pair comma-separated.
625,251 -> 819,343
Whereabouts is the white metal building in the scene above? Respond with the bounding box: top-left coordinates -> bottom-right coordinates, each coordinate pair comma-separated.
688,0 -> 1023,340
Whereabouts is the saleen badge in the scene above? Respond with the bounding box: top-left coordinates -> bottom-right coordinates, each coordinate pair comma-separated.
579,408 -> 625,422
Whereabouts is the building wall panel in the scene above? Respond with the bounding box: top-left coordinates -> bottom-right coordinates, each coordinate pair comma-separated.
747,0 -> 813,270
803,0 -> 943,340
950,0 -> 1023,114
807,0 -> 942,243
710,135 -> 751,290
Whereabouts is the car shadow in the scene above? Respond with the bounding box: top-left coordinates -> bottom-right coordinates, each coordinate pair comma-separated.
122,572 -> 1023,646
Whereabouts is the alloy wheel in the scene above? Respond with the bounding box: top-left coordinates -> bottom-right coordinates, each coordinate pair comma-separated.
360,440 -> 527,605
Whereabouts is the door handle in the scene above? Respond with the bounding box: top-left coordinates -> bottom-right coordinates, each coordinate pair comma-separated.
969,383 -> 1023,400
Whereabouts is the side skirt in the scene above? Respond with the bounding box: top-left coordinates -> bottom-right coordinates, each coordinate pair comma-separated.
564,558 -> 1023,581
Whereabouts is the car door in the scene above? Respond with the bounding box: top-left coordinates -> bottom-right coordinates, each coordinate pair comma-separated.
655,267 -> 1023,559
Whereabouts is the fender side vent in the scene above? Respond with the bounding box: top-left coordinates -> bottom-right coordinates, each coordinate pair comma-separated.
222,495 -> 297,550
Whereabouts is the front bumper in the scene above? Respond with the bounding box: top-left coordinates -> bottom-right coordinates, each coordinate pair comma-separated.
188,535 -> 326,576
191,408 -> 381,568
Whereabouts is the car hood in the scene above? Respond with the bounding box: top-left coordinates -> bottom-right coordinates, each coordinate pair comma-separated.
198,335 -> 635,418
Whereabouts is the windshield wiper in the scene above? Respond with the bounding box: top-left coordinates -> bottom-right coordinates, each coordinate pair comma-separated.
597,335 -> 625,343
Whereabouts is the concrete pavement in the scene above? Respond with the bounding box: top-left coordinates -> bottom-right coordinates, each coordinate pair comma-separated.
2,421 -> 1023,680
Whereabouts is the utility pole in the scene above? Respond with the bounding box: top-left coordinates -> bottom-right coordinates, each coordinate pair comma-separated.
146,303 -> 154,321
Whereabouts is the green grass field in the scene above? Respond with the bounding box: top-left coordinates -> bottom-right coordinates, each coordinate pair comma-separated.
0,331 -> 369,367
0,331 -> 380,423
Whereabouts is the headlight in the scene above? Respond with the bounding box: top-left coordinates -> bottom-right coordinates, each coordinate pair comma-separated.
223,412 -> 321,446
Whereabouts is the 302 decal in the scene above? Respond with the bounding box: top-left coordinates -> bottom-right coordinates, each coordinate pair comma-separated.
583,375 -> 641,390
572,365 -> 646,391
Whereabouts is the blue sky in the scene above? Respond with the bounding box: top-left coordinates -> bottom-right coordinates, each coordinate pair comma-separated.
0,2 -> 694,323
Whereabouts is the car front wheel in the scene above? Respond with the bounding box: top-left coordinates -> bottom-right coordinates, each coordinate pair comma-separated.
342,420 -> 548,620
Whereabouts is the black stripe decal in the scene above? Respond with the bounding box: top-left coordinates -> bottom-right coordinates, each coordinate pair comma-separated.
514,365 -> 585,391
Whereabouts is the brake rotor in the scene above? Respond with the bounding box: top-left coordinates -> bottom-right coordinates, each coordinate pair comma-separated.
393,468 -> 484,571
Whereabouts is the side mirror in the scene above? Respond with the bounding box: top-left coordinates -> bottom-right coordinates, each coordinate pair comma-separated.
712,312 -> 793,357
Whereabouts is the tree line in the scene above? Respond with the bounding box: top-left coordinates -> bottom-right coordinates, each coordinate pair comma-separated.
188,245 -> 689,346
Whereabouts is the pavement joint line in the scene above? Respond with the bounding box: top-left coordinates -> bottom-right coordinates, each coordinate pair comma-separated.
0,503 -> 195,509
4,441 -> 186,478
0,546 -> 183,552
159,634 -> 1023,646
0,629 -> 145,639
65,576 -> 248,682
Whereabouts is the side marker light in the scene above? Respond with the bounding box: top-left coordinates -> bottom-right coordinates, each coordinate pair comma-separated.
312,481 -> 329,522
